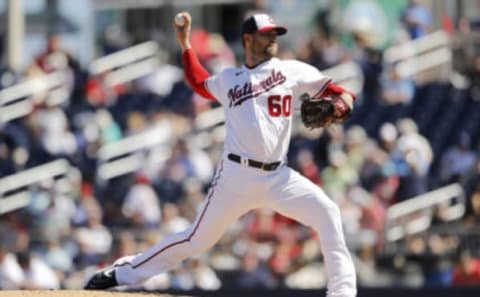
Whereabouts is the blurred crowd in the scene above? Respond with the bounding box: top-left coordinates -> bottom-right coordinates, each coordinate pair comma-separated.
1,0 -> 480,291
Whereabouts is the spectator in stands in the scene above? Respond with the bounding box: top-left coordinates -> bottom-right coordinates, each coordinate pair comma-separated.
0,65 -> 19,90
282,236 -> 326,289
325,121 -> 345,157
452,17 -> 480,89
360,123 -> 401,204
297,39 -> 324,70
353,241 -> 390,287
370,163 -> 399,207
394,118 -> 433,201
247,209 -> 280,243
99,24 -> 131,56
125,111 -> 148,136
95,109 -> 123,145
141,272 -> 170,290
85,71 -> 125,107
317,35 -> 345,70
35,35 -> 79,74
43,239 -> 74,277
162,139 -> 214,188
178,178 -> 205,222
188,258 -> 221,290
295,148 -> 322,187
378,122 -> 398,154
187,145 -> 215,186
160,203 -> 190,235
288,125 -> 325,169
451,18 -> 470,79
33,34 -> 82,96
0,246 -> 23,289
155,141 -> 198,205
2,214 -> 30,255
440,131 -> 477,184
356,190 -> 386,239
2,122 -> 32,169
452,250 -> 480,286
23,113 -> 55,168
169,264 -> 195,290
402,0 -> 433,40
0,141 -> 15,177
35,104 -> 77,157
339,186 -> 362,244
396,119 -> 431,167
321,149 -> 359,201
33,180 -> 75,243
345,126 -> 369,172
342,184 -> 385,252
113,232 -> 139,262
380,63 -> 415,122
464,184 -> 480,227
423,235 -> 456,287
16,251 -> 60,289
121,174 -> 162,229
268,227 -> 302,282
74,197 -> 113,266
71,185 -> 97,227
234,249 -> 277,289
350,25 -> 383,101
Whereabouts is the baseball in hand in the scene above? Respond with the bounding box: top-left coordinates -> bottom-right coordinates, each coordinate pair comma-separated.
174,13 -> 186,27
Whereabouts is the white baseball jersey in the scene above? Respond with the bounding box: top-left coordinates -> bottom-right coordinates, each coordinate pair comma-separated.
205,58 -> 332,162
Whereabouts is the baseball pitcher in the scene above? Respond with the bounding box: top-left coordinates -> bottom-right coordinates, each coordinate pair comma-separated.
85,12 -> 357,297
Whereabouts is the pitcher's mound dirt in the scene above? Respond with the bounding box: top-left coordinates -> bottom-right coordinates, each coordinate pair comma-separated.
0,291 -> 194,297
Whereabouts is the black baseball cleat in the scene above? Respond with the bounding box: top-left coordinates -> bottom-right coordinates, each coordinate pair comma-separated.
84,266 -> 118,290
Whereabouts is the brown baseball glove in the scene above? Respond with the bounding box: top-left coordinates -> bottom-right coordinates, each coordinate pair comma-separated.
300,93 -> 353,129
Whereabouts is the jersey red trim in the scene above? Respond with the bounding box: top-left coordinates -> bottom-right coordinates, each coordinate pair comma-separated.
182,49 -> 217,101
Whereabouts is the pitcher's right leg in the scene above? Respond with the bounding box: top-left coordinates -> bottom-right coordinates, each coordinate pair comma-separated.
114,161 -> 249,286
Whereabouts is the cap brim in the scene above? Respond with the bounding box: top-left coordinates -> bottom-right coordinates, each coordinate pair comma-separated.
257,26 -> 287,35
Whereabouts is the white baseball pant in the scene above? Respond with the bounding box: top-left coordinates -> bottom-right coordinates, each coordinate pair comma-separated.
114,157 -> 357,297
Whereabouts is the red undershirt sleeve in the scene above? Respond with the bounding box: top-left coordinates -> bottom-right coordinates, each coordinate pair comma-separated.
182,49 -> 217,101
322,83 -> 357,100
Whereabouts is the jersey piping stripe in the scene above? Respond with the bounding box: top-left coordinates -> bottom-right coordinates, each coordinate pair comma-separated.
115,160 -> 225,270
313,78 -> 333,98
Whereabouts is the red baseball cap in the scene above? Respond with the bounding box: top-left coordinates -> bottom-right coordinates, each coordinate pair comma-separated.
241,14 -> 287,35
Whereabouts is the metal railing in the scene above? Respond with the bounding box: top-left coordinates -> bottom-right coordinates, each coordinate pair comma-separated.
385,183 -> 465,242
89,40 -> 163,87
89,41 -> 159,75
0,159 -> 80,215
0,70 -> 68,123
0,40 -> 162,124
96,122 -> 173,181
383,30 -> 452,80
